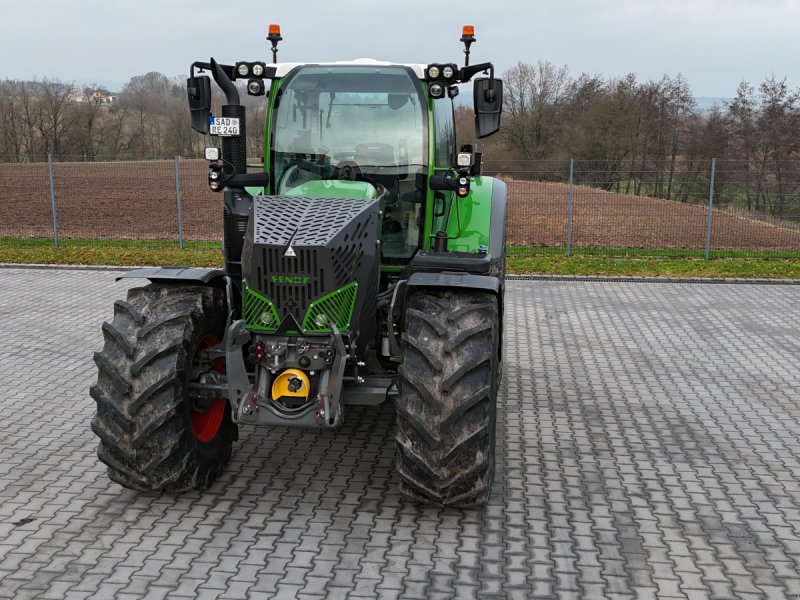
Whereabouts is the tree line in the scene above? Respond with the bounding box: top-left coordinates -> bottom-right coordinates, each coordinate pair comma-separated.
3,64 -> 797,169
0,72 -> 266,160
460,61 -> 800,216
2,63 -> 799,217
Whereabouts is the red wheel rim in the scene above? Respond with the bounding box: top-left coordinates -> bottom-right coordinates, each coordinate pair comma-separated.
190,334 -> 226,443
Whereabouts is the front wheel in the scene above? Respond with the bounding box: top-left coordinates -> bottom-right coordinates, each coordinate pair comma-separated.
90,283 -> 238,492
395,289 -> 500,507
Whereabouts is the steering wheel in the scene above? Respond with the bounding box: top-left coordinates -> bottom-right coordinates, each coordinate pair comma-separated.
276,165 -> 302,194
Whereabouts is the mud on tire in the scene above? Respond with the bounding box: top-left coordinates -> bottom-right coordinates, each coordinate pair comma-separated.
90,283 -> 237,492
396,289 -> 500,507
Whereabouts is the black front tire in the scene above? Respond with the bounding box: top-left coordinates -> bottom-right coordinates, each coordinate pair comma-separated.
396,289 -> 500,507
90,283 -> 237,492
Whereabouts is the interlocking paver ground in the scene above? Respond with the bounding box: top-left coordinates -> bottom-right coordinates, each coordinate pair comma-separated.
1,267 -> 799,599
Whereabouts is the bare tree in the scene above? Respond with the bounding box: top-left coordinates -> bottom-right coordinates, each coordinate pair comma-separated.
68,85 -> 107,158
0,80 -> 26,157
119,72 -> 172,157
32,79 -> 74,157
502,61 -> 570,159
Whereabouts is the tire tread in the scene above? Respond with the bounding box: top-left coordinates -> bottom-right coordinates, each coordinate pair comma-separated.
396,289 -> 499,507
91,283 -> 235,493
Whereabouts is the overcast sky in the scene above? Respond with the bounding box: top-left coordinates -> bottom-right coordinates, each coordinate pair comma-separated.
2,0 -> 798,98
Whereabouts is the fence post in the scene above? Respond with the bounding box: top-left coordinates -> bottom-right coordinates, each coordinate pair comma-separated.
175,155 -> 184,250
47,153 -> 59,248
704,158 -> 716,260
566,158 -> 574,257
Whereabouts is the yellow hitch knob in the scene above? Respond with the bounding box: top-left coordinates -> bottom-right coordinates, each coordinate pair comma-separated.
271,368 -> 310,401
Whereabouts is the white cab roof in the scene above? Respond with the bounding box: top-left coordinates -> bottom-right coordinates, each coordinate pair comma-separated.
274,59 -> 426,79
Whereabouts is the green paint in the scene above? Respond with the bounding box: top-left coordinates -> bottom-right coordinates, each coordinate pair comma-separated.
441,175 -> 495,253
242,282 -> 280,332
243,280 -> 359,334
262,78 -> 282,178
422,90 -> 436,250
271,275 -> 310,284
301,282 -> 359,333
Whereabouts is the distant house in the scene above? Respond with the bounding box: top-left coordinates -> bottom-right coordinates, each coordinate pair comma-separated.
68,87 -> 117,104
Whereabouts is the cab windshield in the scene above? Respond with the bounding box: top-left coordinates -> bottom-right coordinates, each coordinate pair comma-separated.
271,65 -> 427,259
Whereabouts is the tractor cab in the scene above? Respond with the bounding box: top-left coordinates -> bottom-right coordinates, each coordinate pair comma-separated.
269,63 -> 428,259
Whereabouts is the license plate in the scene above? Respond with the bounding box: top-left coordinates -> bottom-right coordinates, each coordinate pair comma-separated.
209,117 -> 240,136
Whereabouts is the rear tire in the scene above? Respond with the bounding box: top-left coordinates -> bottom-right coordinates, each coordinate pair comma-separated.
90,283 -> 237,492
396,289 -> 500,507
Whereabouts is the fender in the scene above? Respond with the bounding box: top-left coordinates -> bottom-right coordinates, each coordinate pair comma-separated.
487,177 -> 507,259
116,267 -> 226,284
440,175 -> 506,255
409,176 -> 507,277
405,271 -> 501,294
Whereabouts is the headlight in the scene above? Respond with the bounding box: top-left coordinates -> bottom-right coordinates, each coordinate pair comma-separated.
428,65 -> 440,79
260,311 -> 274,326
442,65 -> 455,79
314,313 -> 329,328
237,63 -> 249,77
247,79 -> 264,96
429,83 -> 445,99
251,63 -> 265,77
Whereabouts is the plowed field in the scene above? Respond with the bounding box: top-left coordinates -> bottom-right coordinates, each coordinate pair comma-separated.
2,160 -> 799,250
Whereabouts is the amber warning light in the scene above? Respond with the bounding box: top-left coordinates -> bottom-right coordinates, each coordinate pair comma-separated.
267,23 -> 283,63
460,25 -> 476,67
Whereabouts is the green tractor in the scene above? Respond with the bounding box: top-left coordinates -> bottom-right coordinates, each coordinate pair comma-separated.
91,25 -> 506,507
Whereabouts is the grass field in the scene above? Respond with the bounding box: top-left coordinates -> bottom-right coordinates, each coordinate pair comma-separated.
2,239 -> 798,279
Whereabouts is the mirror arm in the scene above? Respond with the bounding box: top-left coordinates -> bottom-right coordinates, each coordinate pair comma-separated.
211,58 -> 240,105
222,171 -> 270,188
190,61 -> 210,78
459,62 -> 494,84
189,60 -> 240,105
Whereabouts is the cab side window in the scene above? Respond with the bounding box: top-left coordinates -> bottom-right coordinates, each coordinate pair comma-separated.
433,99 -> 455,169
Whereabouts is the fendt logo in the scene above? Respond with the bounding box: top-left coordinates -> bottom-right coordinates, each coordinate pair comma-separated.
271,275 -> 310,285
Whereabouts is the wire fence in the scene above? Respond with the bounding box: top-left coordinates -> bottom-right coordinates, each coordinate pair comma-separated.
2,155 -> 799,259
487,159 -> 800,259
0,156 -> 222,250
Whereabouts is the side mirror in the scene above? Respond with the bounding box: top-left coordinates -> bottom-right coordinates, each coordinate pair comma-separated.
473,77 -> 503,139
187,76 -> 212,134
